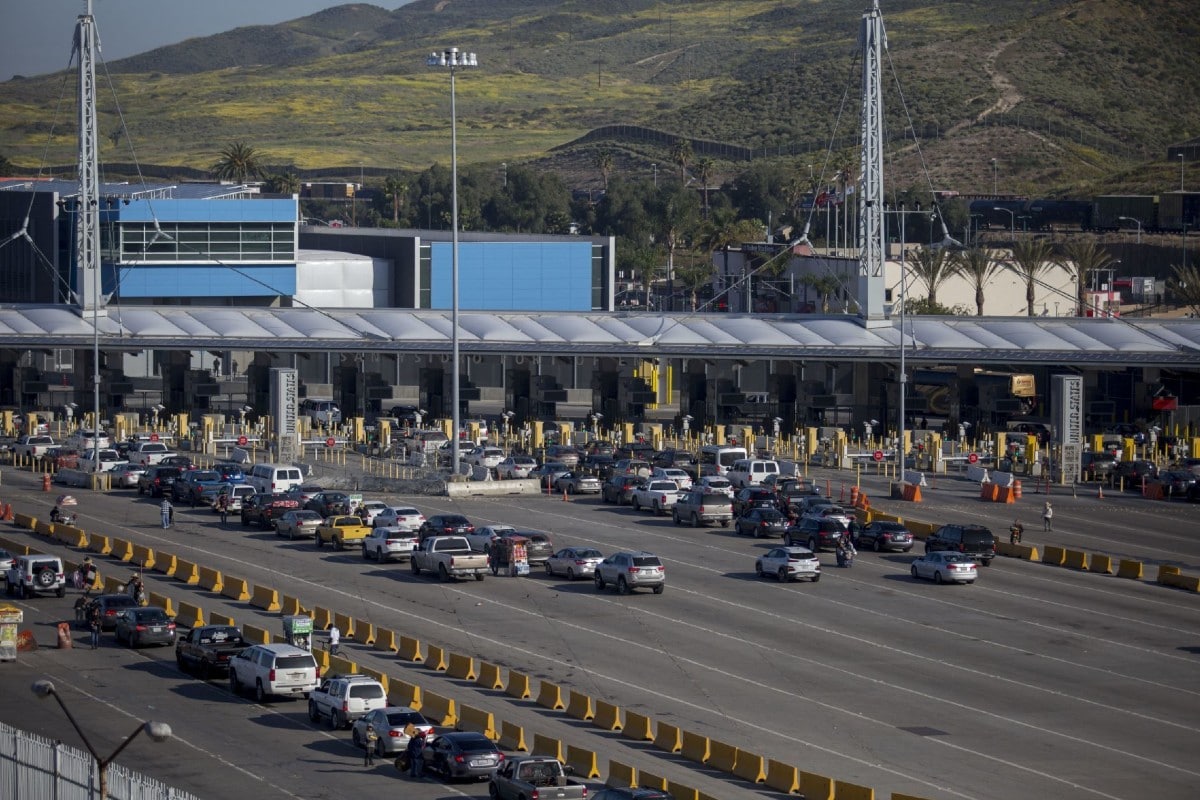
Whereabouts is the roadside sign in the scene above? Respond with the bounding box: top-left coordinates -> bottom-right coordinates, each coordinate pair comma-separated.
149,433 -> 159,442
325,437 -> 336,448
872,450 -> 884,462
968,452 -> 979,464
237,435 -> 248,446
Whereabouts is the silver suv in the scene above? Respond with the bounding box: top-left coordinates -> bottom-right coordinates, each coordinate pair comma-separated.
594,551 -> 666,595
6,555 -> 66,598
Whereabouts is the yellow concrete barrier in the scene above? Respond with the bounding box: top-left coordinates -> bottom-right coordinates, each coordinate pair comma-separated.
34,521 -> 54,538
680,729 -> 709,764
1042,545 -> 1066,566
623,711 -> 654,741
1089,554 -> 1113,575
764,759 -> 799,794
0,536 -> 30,555
666,780 -> 699,800
566,690 -> 595,721
329,654 -> 358,676
88,534 -> 112,556
373,628 -> 399,653
833,779 -> 875,799
456,704 -> 498,740
152,552 -> 177,577
177,602 -> 205,628
147,592 -> 175,618
56,525 -> 88,548
607,760 -> 637,788
800,771 -> 834,800
446,652 -> 476,681
697,792 -> 721,800
388,677 -> 421,710
312,648 -> 330,673
638,770 -> 668,791
103,575 -> 123,594
733,749 -> 766,783
1063,549 -> 1089,570
358,666 -> 389,696
250,585 -> 281,612
1117,559 -> 1144,580
352,618 -> 376,645
707,738 -> 737,773
399,635 -> 424,662
892,793 -> 938,800
1026,545 -> 1041,562
209,612 -> 235,627
110,538 -> 134,562
653,722 -> 682,754
242,623 -> 272,644
280,595 -> 308,616
421,690 -> 457,726
498,720 -> 528,752
565,744 -> 601,779
1156,564 -> 1181,583
13,513 -> 37,530
130,545 -> 155,570
531,733 -> 563,762
593,700 -> 622,731
221,576 -> 251,602
197,566 -> 223,592
476,661 -> 504,690
536,680 -> 565,710
505,670 -> 532,699
1169,574 -> 1200,592
332,612 -> 355,639
312,606 -> 333,630
174,559 -> 199,585
425,644 -> 448,672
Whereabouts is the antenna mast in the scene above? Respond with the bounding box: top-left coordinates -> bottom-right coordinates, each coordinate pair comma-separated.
857,0 -> 886,325
74,0 -> 104,316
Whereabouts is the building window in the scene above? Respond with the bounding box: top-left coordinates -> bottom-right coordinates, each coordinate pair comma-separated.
119,222 -> 296,263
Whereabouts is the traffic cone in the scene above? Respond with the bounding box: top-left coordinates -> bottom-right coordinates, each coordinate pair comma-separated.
1097,483 -> 1104,499
562,488 -> 570,502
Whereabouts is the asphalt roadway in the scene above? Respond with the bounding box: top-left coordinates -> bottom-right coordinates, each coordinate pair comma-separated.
0,460 -> 1197,800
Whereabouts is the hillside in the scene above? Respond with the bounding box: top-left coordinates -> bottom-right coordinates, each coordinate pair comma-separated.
0,0 -> 1196,197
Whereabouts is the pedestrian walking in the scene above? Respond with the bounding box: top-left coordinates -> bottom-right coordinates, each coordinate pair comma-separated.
364,723 -> 378,766
406,728 -> 426,778
216,493 -> 229,525
160,498 -> 173,529
82,557 -> 98,595
328,624 -> 341,655
88,604 -> 101,649
1042,500 -> 1053,532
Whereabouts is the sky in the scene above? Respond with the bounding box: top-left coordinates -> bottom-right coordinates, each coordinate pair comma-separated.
0,1 -> 414,82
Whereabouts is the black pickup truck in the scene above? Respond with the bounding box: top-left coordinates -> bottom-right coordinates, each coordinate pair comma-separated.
175,625 -> 249,679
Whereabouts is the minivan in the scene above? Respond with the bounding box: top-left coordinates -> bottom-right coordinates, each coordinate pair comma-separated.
727,458 -> 780,488
248,463 -> 305,494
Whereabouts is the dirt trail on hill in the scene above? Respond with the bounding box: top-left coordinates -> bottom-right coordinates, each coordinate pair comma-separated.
949,39 -> 1024,136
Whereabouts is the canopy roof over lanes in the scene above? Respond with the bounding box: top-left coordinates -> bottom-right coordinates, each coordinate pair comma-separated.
2,304 -> 1199,367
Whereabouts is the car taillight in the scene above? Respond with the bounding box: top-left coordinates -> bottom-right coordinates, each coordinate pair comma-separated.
454,754 -> 465,763
268,668 -> 278,681
627,566 -> 639,573
315,667 -> 322,679
135,624 -> 147,631
342,701 -> 349,711
388,729 -> 400,737
575,560 -> 587,565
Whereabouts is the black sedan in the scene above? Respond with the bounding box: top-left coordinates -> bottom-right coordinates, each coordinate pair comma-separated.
114,606 -> 177,648
420,732 -> 505,781
419,514 -> 475,542
78,594 -> 140,630
732,487 -> 777,516
858,521 -> 915,552
734,507 -> 789,538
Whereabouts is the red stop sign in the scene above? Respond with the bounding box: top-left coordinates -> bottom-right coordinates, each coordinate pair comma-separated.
872,450 -> 884,462
325,437 -> 336,448
968,452 -> 979,464
237,435 -> 248,446
149,432 -> 159,442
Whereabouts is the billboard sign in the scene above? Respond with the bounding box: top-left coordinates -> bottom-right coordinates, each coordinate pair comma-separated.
271,368 -> 299,463
1051,374 -> 1083,484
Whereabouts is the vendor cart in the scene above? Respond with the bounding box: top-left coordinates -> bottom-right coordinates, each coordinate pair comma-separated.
282,615 -> 313,650
488,535 -> 531,577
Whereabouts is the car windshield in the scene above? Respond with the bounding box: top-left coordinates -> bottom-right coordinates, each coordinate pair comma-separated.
632,556 -> 662,567
294,511 -> 321,521
943,554 -> 971,563
395,508 -> 420,515
386,711 -> 426,726
458,739 -> 497,752
574,549 -> 602,558
135,609 -> 169,623
962,530 -> 993,544
192,471 -> 220,482
876,522 -> 907,532
276,656 -> 316,670
349,684 -> 386,699
442,516 -> 470,525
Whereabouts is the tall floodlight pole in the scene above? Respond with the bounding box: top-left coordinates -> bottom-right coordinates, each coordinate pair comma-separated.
428,47 -> 477,477
857,0 -> 887,324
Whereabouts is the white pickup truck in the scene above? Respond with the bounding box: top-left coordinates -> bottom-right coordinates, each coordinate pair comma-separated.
630,479 -> 682,516
127,441 -> 176,466
409,535 -> 489,582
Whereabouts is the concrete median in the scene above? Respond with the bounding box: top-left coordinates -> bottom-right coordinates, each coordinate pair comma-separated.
680,729 -> 709,764
174,559 -> 200,585
197,566 -> 223,592
666,780 -> 699,800
280,595 -> 308,616
446,652 -> 476,681
152,552 -> 177,577
475,660 -> 504,690
764,759 -> 799,794
498,720 -> 527,752
88,534 -> 111,556
110,538 -> 134,562
1063,549 -> 1089,570
566,690 -> 595,721
799,771 -> 834,800
221,576 -> 251,602
833,779 -> 874,799
707,738 -> 737,773
103,575 -> 123,594
638,770 -> 667,791
177,602 -> 205,629
653,722 -> 682,754
328,654 -> 358,676
332,612 -> 355,640
398,635 -> 424,662
34,520 -> 54,538
565,744 -> 601,779
623,711 -> 654,741
1117,559 -> 1144,580
373,628 -> 399,653
352,618 -> 375,645
208,612 -> 235,626
147,592 -> 176,618
505,669 -> 531,699
13,513 -> 37,530
732,749 -> 766,784
1089,554 -> 1113,575
456,704 -> 498,740
531,733 -> 563,762
387,677 -> 421,710
250,585 -> 281,612
425,644 -> 448,671
421,689 -> 457,726
56,524 -> 88,548
535,680 -> 565,710
242,623 -> 271,644
1041,545 -> 1066,566
593,700 -> 622,731
130,545 -> 155,570
312,606 -> 333,630
606,760 -> 637,788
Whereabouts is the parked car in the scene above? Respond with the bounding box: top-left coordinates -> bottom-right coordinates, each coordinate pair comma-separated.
77,448 -> 126,473
925,524 -> 996,566
175,625 -> 249,678
650,466 -> 693,491
554,472 -> 603,494
110,462 -> 147,489
601,473 -> 643,505
533,461 -> 572,489
466,446 -> 506,471
420,732 -> 506,781
304,491 -> 352,518
315,515 -> 372,550
590,790 -> 671,800
302,398 -> 342,426
464,524 -> 515,554
911,551 -> 978,584
211,462 -> 246,483
372,506 -> 426,531
158,455 -> 195,471
13,434 -> 55,459
734,507 -> 789,538
697,475 -> 734,497
756,546 -> 821,582
113,606 -> 177,648
496,456 -> 538,480
1156,470 -> 1196,499
308,675 -> 388,729
594,551 -> 665,594
351,706 -> 434,756
274,509 -> 323,539
228,643 -> 320,701
362,527 -> 420,562
419,514 -> 475,542
672,489 -> 733,527
858,521 -> 914,552
544,547 -> 604,580
0,548 -> 17,577
137,465 -> 183,497
1081,451 -> 1118,480
733,486 -> 776,516
544,445 -> 581,469
287,484 -> 326,507
241,492 -> 301,528
493,530 -> 555,565
79,594 -> 139,630
126,441 -> 175,467
172,469 -> 223,505
6,554 -> 66,598
787,516 -> 847,552
630,480 -> 681,515
212,483 -> 255,513
357,500 -> 389,525
581,454 -> 616,479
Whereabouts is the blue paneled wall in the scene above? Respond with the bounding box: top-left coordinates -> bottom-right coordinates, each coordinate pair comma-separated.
430,242 -> 593,311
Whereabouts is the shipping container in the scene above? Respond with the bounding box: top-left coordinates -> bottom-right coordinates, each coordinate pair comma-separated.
1156,191 -> 1200,232
1092,195 -> 1158,232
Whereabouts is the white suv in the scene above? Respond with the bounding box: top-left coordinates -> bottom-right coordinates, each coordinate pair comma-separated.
307,675 -> 388,729
229,643 -> 320,702
6,555 -> 66,598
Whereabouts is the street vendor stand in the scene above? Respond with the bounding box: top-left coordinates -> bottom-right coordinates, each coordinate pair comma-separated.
282,615 -> 313,650
488,535 -> 531,577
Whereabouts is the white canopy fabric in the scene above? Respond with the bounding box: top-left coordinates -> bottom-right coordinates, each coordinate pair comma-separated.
1,304 -> 1198,366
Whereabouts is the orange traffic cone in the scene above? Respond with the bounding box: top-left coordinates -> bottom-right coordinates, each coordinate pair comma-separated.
1097,483 -> 1104,499
562,488 -> 570,502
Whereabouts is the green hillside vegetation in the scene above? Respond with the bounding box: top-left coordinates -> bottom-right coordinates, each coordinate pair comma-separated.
0,0 -> 1197,198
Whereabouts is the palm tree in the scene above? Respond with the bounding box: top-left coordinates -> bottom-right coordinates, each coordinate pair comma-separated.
674,258 -> 715,311
264,171 -> 299,195
382,175 -> 408,224
1005,238 -> 1055,316
670,138 -> 693,181
695,157 -> 716,216
212,141 -> 264,183
904,246 -> 960,310
657,187 -> 701,308
593,149 -> 614,192
955,247 -> 1002,316
1056,239 -> 1117,315
798,274 -> 842,313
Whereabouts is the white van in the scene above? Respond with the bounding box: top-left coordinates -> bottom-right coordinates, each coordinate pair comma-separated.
727,458 -> 780,488
248,463 -> 305,495
699,445 -> 748,477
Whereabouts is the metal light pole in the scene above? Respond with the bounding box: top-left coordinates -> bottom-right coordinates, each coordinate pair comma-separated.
993,206 -> 1015,239
427,46 -> 478,477
991,158 -> 998,195
651,163 -> 658,188
1180,152 -> 1186,192
1118,215 -> 1143,245
32,680 -> 172,800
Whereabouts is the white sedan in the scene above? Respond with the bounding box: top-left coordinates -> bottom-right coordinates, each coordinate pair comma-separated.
652,467 -> 693,491
755,546 -> 821,583
496,456 -> 537,479
698,476 -> 734,496
544,547 -> 604,580
372,506 -> 426,531
463,524 -> 516,553
359,500 -> 389,525
910,551 -> 978,584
